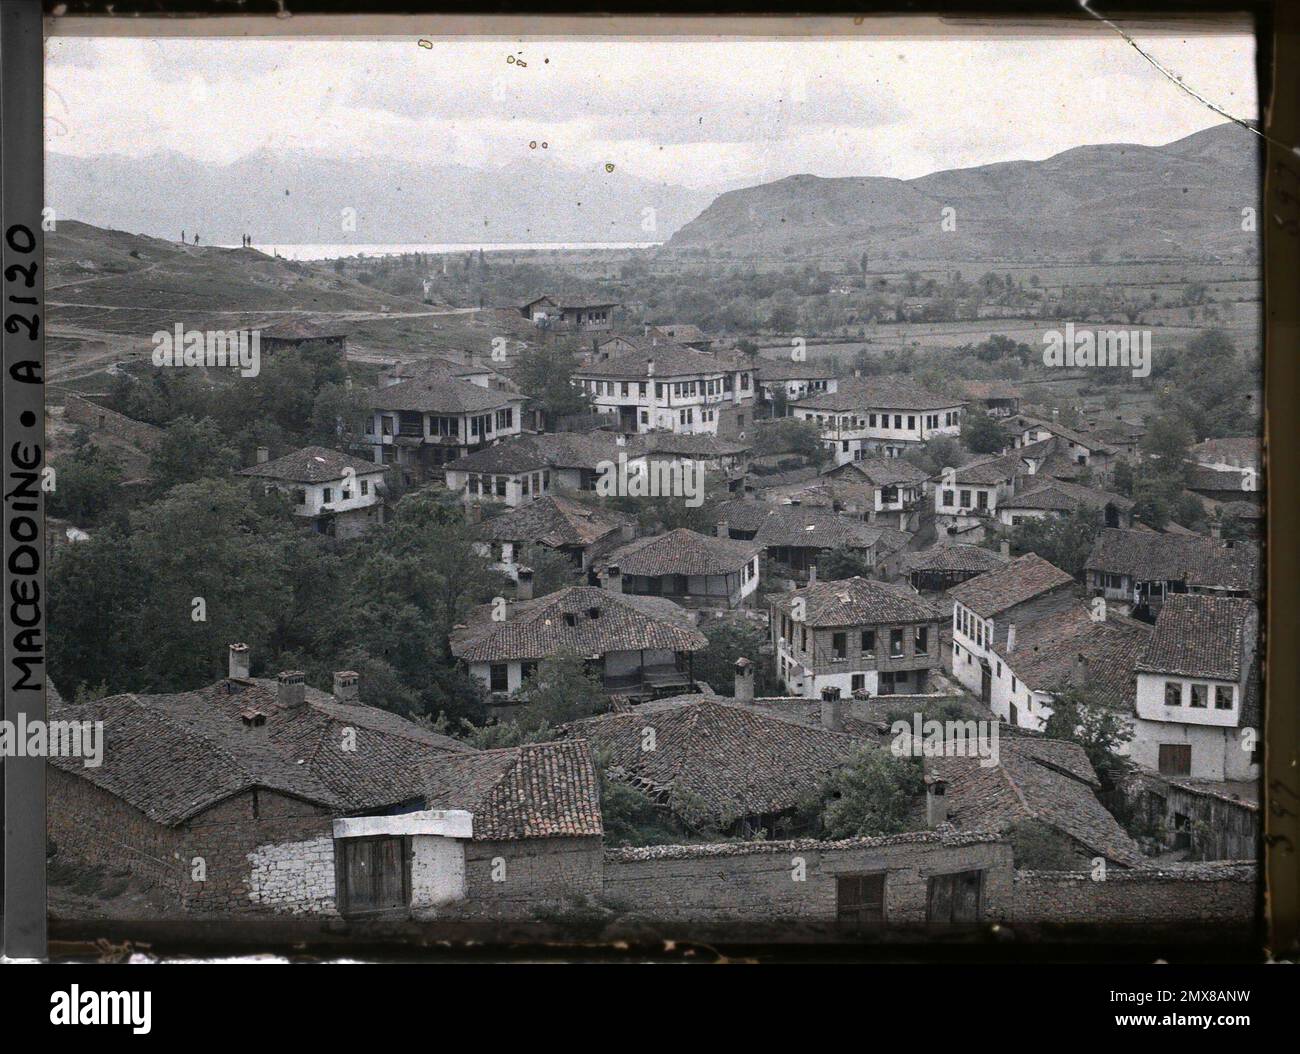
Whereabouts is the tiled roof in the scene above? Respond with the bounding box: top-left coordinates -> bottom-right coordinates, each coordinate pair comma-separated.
792,377 -> 964,412
1135,594 -> 1257,681
479,495 -> 632,549
450,585 -> 707,663
1186,465 -> 1254,493
1000,479 -> 1134,513
931,738 -> 1147,867
523,293 -> 618,310
902,544 -> 1008,574
1004,415 -> 1118,455
715,498 -> 782,533
648,323 -> 710,344
237,445 -> 384,484
1188,437 -> 1260,468
576,342 -> 739,380
49,677 -> 471,827
826,457 -> 930,487
562,695 -> 855,827
769,576 -> 943,627
1084,528 -> 1259,593
751,503 -> 896,550
605,528 -> 760,576
446,432 -> 636,475
640,432 -> 750,459
421,739 -> 603,840
369,372 -> 522,413
995,605 -> 1152,712
948,553 -> 1075,619
943,453 -> 1022,486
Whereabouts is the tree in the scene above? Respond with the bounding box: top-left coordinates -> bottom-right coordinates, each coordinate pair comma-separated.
46,444 -> 125,526
812,746 -> 925,839
692,621 -> 772,697
1007,819 -> 1081,869
1042,685 -> 1133,789
962,412 -> 1005,455
751,417 -> 826,462
513,343 -> 592,423
816,546 -> 874,582
511,655 -> 607,730
148,415 -> 238,493
997,506 -> 1101,577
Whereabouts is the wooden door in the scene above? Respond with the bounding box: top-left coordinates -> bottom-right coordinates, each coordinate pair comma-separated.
836,874 -> 886,925
339,836 -> 408,915
927,869 -> 984,926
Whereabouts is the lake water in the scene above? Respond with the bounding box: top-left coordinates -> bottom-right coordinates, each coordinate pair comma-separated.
236,241 -> 662,261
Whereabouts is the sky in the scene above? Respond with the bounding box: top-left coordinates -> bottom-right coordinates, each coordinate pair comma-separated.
44,25 -> 1258,193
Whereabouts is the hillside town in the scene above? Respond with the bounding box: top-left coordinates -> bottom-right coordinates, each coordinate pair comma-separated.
44,282 -> 1262,939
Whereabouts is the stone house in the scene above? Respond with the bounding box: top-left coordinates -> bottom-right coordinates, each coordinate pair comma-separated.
1083,527 -> 1259,620
948,553 -> 1077,704
238,445 -> 387,539
996,477 -> 1133,530
474,494 -> 634,580
1131,594 -> 1260,782
450,585 -> 709,704
600,527 -> 762,609
574,339 -> 756,435
444,431 -> 633,508
520,294 -> 617,333
790,378 -> 964,464
932,453 -> 1023,542
900,544 -> 1008,593
719,500 -> 911,581
769,576 -> 944,699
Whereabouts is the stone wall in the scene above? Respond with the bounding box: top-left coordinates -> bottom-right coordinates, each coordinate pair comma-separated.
463,836 -> 604,912
603,831 -> 1014,924
63,393 -> 162,451
246,835 -> 337,915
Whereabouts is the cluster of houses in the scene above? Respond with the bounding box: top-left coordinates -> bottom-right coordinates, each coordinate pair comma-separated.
49,298 -> 1264,933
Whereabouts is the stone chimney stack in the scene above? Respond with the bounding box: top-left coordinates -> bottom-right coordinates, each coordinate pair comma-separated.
604,564 -> 623,594
716,520 -> 729,539
620,521 -> 635,542
228,642 -> 250,680
1000,540 -> 1011,559
277,670 -> 307,710
1210,522 -> 1222,540
820,685 -> 844,732
733,657 -> 755,703
925,772 -> 949,827
808,562 -> 817,586
332,670 -> 359,705
467,501 -> 483,524
255,446 -> 270,465
1006,624 -> 1017,654
1072,653 -> 1089,688
516,566 -> 534,602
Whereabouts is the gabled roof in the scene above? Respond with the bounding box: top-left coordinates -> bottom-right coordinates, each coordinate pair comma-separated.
751,503 -> 898,551
791,377 -> 964,413
1005,415 -> 1118,455
994,605 -> 1153,712
1135,594 -> 1257,682
446,432 -> 637,476
941,452 -> 1022,486
450,585 -> 707,663
1188,437 -> 1260,468
238,445 -> 383,484
1084,528 -> 1259,593
768,576 -> 942,627
902,544 -> 1009,574
639,432 -> 750,459
421,739 -> 603,840
523,293 -> 619,310
576,341 -> 741,380
49,677 -> 470,827
562,694 -> 855,828
931,738 -> 1147,867
369,372 -> 522,413
479,495 -> 632,549
948,553 -> 1075,619
605,528 -> 760,576
825,457 -> 930,487
1000,478 -> 1134,513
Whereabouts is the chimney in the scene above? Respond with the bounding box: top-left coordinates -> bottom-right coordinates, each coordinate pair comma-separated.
647,358 -> 655,377
467,501 -> 483,524
255,446 -> 270,465
820,685 -> 844,732
228,642 -> 250,680
332,670 -> 359,705
620,521 -> 635,541
604,563 -> 623,593
1006,624 -> 1016,654
1072,653 -> 1089,688
1000,540 -> 1010,559
925,772 -> 949,827
733,657 -> 755,703
808,562 -> 817,586
1210,522 -> 1222,540
277,670 -> 306,710
516,566 -> 534,602
715,519 -> 729,539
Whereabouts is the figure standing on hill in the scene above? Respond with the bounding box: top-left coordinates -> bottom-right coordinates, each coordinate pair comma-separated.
181,230 -> 186,242
194,233 -> 199,244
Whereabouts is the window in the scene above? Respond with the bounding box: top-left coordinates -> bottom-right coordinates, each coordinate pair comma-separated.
942,489 -> 955,508
360,479 -> 369,495
861,629 -> 876,653
890,628 -> 904,657
800,626 -> 808,651
291,488 -> 306,505
1189,683 -> 1208,708
832,632 -> 847,659
915,626 -> 929,654
976,491 -> 988,510
960,489 -> 972,508
907,415 -> 916,430
1215,685 -> 1234,710
322,487 -> 333,504
837,874 -> 885,925
489,664 -> 509,692
894,415 -> 903,429
1158,744 -> 1192,776
1164,681 -> 1182,707
851,673 -> 865,693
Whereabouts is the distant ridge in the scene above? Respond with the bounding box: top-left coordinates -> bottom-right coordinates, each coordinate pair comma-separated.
666,122 -> 1260,263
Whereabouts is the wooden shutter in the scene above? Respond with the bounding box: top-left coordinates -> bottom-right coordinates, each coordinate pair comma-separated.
928,870 -> 984,925
836,874 -> 885,924
1158,744 -> 1192,776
